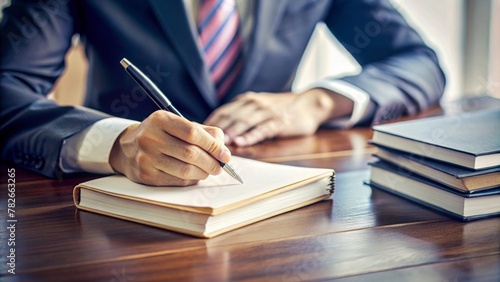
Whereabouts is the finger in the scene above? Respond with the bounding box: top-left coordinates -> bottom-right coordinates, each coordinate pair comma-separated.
204,99 -> 250,129
202,124 -> 231,147
158,176 -> 199,187
218,100 -> 261,132
156,111 -> 231,164
201,124 -> 225,144
224,109 -> 274,138
181,126 -> 231,164
204,106 -> 229,128
157,134 -> 223,176
136,168 -> 199,187
154,154 -> 212,180
125,153 -> 200,186
233,119 -> 283,146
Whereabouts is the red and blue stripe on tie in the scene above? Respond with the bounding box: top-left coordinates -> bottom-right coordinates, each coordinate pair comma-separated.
198,0 -> 244,99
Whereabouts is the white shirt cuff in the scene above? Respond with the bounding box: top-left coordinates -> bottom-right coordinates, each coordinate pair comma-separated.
305,80 -> 371,128
59,118 -> 140,174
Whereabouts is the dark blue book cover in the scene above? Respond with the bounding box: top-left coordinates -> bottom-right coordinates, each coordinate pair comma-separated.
372,109 -> 500,169
374,145 -> 500,178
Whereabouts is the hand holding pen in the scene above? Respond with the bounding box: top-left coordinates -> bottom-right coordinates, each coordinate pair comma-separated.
108,59 -> 242,186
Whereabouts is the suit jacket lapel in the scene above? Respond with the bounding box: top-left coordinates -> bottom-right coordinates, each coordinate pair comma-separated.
148,0 -> 217,107
223,0 -> 287,103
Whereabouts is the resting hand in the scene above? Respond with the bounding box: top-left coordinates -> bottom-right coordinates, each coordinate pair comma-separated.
109,110 -> 231,186
205,89 -> 353,146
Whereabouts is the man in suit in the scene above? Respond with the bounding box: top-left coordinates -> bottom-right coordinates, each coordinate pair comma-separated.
0,0 -> 445,186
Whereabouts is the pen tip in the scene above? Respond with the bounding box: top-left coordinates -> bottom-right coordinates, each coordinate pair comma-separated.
120,58 -> 130,69
223,163 -> 243,184
236,176 -> 244,184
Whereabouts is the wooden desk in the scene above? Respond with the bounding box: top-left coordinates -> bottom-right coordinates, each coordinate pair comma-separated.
2,97 -> 499,281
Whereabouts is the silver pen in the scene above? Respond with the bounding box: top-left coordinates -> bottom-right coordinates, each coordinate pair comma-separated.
120,58 -> 243,184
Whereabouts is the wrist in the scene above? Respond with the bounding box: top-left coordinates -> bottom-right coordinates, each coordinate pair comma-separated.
301,88 -> 354,125
109,124 -> 139,174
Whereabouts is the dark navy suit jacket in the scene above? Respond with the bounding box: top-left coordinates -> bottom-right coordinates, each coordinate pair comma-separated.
0,0 -> 445,178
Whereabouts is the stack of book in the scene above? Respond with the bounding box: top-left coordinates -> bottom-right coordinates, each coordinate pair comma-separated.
368,109 -> 500,221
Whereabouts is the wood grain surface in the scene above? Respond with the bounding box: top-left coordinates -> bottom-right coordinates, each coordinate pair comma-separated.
1,97 -> 499,281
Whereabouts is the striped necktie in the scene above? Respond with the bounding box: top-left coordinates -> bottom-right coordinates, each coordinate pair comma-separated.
198,0 -> 244,100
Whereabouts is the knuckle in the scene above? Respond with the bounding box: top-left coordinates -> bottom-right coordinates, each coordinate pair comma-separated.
246,97 -> 266,109
218,112 -> 232,120
256,99 -> 270,109
206,140 -> 219,154
182,145 -> 199,161
242,91 -> 257,98
136,169 -> 154,184
149,110 -> 166,123
237,92 -> 256,103
205,126 -> 225,142
184,126 -> 200,143
135,152 -> 150,166
235,117 -> 250,125
245,93 -> 258,102
213,127 -> 224,138
179,163 -> 195,179
135,131 -> 154,150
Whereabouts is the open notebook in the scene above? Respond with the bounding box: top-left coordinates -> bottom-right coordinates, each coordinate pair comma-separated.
73,157 -> 335,238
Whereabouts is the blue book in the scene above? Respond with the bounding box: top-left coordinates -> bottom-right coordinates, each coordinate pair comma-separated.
372,109 -> 500,170
374,145 -> 500,192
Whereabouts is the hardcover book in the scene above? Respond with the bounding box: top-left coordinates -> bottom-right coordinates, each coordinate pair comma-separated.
368,161 -> 500,221
73,157 -> 335,238
374,146 -> 500,192
371,109 -> 500,170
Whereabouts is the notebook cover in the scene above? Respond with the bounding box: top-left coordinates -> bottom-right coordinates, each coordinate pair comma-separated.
372,109 -> 500,156
370,161 -> 500,198
367,181 -> 500,222
374,145 -> 500,178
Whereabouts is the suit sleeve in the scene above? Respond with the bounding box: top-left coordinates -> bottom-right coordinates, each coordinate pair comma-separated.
323,0 -> 446,124
0,0 -> 110,178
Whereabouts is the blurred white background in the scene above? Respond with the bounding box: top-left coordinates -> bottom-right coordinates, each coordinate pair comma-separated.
294,0 -> 499,101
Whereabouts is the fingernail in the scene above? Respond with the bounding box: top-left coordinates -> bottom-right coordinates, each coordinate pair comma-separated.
224,134 -> 231,144
234,136 -> 247,146
219,147 -> 231,161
